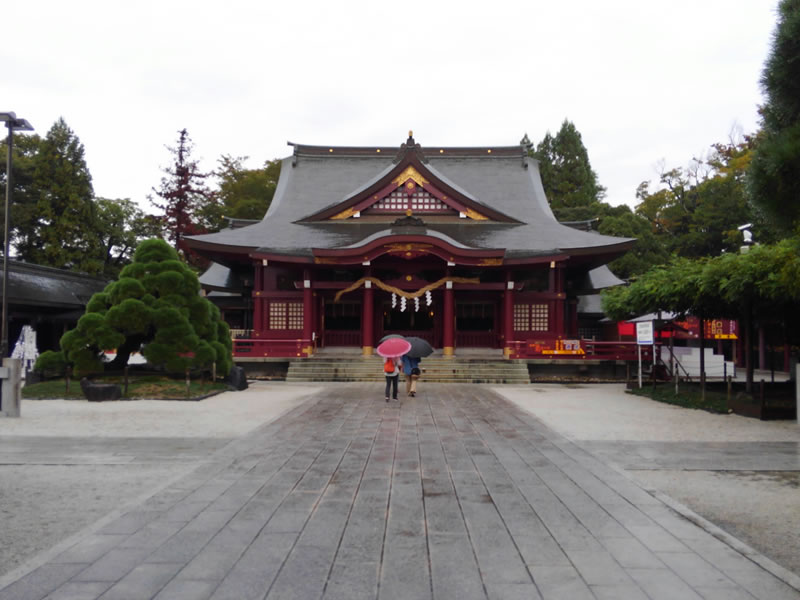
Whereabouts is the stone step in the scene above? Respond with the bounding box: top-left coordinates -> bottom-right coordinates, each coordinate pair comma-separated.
286,357 -> 530,384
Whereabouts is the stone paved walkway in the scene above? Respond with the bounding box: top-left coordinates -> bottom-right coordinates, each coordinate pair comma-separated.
1,384 -> 798,600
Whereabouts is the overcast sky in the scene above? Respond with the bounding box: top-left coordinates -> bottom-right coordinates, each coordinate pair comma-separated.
3,1 -> 779,211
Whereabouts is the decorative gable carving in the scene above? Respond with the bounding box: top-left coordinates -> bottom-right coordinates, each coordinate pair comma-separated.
300,137 -> 520,224
331,165 -> 488,220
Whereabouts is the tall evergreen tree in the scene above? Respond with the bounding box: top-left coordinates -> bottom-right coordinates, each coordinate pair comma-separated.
748,0 -> 800,233
16,118 -> 100,272
150,129 -> 216,267
532,119 -> 606,220
0,132 -> 41,251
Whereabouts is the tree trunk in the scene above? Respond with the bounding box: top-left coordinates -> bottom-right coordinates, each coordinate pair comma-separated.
105,335 -> 146,371
745,302 -> 753,393
699,315 -> 706,401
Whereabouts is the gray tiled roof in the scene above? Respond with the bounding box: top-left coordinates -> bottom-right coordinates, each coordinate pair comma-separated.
4,261 -> 108,308
186,144 -> 634,263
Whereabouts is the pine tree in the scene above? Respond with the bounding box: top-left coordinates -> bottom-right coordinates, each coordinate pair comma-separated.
532,120 -> 606,220
748,0 -> 800,233
150,129 -> 216,267
49,238 -> 232,376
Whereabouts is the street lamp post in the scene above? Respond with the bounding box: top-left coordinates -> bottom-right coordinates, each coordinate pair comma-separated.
0,112 -> 34,359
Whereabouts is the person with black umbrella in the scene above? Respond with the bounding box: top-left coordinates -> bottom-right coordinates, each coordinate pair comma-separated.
402,353 -> 422,397
402,336 -> 433,397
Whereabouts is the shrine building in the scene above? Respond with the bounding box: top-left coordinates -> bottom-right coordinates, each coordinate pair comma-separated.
184,134 -> 635,360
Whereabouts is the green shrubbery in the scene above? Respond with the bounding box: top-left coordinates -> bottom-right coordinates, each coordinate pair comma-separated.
34,238 -> 232,378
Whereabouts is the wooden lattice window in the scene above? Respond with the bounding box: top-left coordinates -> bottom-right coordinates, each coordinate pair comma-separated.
268,301 -> 303,330
513,304 -> 528,330
531,304 -> 548,331
371,187 -> 449,213
513,303 -> 549,331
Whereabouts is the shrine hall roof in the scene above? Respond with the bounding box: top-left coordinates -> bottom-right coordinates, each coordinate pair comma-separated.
184,139 -> 634,266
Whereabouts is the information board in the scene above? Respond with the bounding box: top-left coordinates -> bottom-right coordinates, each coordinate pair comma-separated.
636,321 -> 654,345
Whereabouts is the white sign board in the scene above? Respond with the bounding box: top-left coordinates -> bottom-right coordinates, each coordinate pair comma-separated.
636,321 -> 654,345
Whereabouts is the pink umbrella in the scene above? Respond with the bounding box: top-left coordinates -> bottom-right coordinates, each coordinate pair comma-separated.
376,337 -> 411,358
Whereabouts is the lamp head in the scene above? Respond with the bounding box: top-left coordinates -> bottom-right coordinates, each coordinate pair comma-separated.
0,112 -> 33,131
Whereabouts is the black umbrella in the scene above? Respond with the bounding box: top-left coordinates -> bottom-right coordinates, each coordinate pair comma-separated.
404,336 -> 434,358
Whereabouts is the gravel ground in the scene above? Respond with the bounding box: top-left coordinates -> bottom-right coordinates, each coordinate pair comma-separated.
494,383 -> 800,575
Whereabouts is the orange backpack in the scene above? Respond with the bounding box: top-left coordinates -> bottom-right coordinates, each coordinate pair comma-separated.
383,358 -> 395,373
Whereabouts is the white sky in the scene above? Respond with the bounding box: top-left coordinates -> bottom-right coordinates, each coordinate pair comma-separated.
3,1 -> 779,210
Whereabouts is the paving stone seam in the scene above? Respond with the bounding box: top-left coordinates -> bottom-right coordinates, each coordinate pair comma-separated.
477,388 -> 760,595
257,395 -> 360,600
486,392 -> 749,595
319,395 -> 385,599
486,387 -> 800,597
424,394 -> 485,599
435,386 -> 534,598
0,394 -> 322,598
459,387 -> 609,597
69,404 -> 331,599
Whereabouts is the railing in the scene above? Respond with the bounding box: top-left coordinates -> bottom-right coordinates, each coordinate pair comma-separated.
322,331 -> 361,347
456,331 -> 497,348
385,330 -> 436,345
507,339 -> 655,361
233,338 -> 312,358
583,341 -> 653,362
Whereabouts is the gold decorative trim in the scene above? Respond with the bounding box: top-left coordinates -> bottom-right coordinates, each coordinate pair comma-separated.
443,346 -> 455,357
362,346 -> 373,356
302,345 -> 314,356
392,165 -> 429,187
314,257 -> 339,264
334,275 -> 479,303
478,258 -> 503,266
331,207 -> 357,220
464,208 -> 489,221
385,243 -> 433,253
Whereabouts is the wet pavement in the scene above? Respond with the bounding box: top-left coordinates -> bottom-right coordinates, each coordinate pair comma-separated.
1,383 -> 798,600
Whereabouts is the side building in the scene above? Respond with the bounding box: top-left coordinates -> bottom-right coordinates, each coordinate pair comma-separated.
1,260 -> 108,354
185,134 -> 634,360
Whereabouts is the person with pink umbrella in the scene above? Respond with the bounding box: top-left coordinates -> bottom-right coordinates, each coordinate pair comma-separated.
376,337 -> 411,402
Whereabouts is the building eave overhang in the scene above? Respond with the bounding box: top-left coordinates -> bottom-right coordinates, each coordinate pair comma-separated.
311,233 -> 505,266
182,237 -> 261,268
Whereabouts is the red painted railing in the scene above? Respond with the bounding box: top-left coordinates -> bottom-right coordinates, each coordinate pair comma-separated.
322,331 -> 361,347
233,338 -> 313,358
583,340 -> 653,361
508,339 -> 655,361
456,331 -> 498,348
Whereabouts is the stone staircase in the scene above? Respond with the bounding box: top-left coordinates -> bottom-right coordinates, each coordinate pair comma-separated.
285,354 -> 530,384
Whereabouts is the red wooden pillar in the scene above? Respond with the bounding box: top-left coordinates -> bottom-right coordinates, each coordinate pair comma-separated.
554,263 -> 565,338
443,271 -> 455,357
253,291 -> 263,333
362,281 -> 374,356
302,268 -> 314,356
503,273 -> 514,358
253,261 -> 267,336
567,298 -> 578,338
